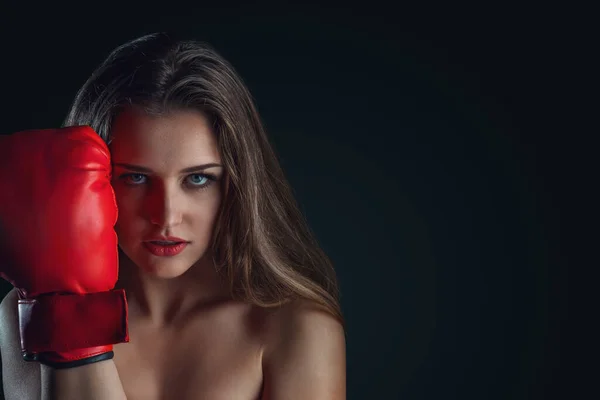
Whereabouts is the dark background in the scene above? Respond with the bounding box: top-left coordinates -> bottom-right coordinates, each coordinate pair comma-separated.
1,2 -> 586,399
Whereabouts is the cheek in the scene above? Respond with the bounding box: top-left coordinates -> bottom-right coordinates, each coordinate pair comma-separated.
190,196 -> 222,232
112,189 -> 143,233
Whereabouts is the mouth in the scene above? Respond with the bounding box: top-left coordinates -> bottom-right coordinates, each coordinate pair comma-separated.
149,240 -> 185,245
143,241 -> 189,256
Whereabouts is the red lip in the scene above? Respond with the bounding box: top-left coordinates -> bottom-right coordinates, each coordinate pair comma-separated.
144,236 -> 189,243
143,241 -> 188,257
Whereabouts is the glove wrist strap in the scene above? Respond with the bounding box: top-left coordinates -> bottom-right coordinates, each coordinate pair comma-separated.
18,289 -> 129,354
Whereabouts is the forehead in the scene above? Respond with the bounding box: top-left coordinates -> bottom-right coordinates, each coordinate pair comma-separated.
109,107 -> 220,167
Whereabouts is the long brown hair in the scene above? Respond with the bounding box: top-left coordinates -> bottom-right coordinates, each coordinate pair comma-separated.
63,32 -> 344,327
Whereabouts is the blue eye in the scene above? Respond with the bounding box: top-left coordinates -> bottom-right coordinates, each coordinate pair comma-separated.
122,173 -> 147,185
187,174 -> 207,185
119,173 -> 216,190
186,173 -> 216,189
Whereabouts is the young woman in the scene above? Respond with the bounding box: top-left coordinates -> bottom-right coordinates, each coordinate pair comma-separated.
0,32 -> 346,399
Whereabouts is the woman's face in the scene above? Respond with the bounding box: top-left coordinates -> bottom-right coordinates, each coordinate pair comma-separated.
109,107 -> 224,279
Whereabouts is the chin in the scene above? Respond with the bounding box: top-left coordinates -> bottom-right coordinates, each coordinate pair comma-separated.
138,251 -> 203,279
133,259 -> 185,278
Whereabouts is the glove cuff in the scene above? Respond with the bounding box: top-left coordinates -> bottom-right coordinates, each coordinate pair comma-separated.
24,348 -> 115,369
18,289 -> 129,355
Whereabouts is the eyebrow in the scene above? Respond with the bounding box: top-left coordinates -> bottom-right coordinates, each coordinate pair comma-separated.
113,163 -> 223,173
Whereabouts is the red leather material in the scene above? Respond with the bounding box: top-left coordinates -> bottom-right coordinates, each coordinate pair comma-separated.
0,126 -> 129,363
18,290 -> 129,353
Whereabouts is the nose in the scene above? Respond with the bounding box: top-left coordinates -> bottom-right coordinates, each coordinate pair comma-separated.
146,182 -> 183,229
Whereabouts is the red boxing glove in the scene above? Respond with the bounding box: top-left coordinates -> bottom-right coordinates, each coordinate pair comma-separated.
0,126 -> 129,369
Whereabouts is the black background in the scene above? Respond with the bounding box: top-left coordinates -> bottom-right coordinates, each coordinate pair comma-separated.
0,2 -> 587,399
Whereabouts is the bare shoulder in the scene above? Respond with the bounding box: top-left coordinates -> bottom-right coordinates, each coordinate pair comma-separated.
262,299 -> 345,344
260,299 -> 346,400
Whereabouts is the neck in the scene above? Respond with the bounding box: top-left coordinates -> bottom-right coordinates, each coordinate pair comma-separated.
115,251 -> 231,328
